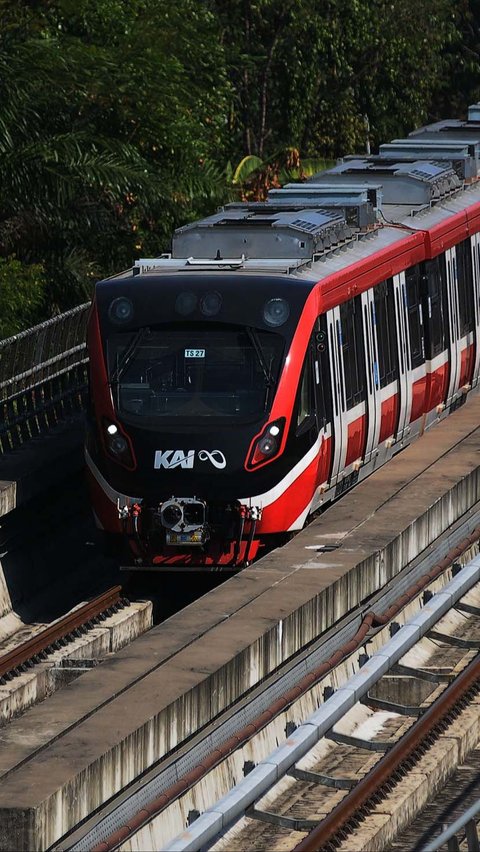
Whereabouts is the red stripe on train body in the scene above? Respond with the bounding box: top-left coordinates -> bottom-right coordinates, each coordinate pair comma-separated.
424,358 -> 449,413
345,413 -> 366,468
379,390 -> 399,443
460,341 -> 475,387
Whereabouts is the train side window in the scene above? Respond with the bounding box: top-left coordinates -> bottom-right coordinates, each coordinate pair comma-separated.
423,255 -> 447,359
373,279 -> 398,387
456,238 -> 474,337
340,295 -> 366,410
296,347 -> 315,433
405,265 -> 425,369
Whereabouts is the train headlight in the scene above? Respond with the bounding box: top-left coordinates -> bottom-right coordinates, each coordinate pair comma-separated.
175,291 -> 197,316
110,433 -> 128,454
108,297 -> 134,325
103,419 -> 135,469
160,498 -> 207,539
246,418 -> 286,469
200,291 -> 222,317
263,298 -> 290,327
161,501 -> 183,529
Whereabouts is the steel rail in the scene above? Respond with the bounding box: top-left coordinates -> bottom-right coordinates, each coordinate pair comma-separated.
63,518 -> 480,852
294,652 -> 480,851
0,586 -> 124,684
159,559 -> 480,852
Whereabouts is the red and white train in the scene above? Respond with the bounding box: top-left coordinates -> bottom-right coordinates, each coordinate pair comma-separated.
86,104 -> 480,569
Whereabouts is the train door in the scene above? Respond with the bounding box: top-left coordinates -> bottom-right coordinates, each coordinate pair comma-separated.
445,246 -> 462,406
361,288 -> 382,463
422,255 -> 449,418
471,233 -> 480,388
393,268 -> 426,438
456,239 -> 476,390
372,279 -> 400,444
393,271 -> 413,439
326,305 -> 346,486
312,316 -> 332,494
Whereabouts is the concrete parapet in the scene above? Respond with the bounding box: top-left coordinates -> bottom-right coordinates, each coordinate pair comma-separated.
0,416 -> 84,519
0,482 -> 16,519
0,601 -> 152,727
1,399 -> 480,849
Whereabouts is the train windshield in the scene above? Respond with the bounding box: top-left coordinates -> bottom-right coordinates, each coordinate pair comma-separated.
107,324 -> 284,423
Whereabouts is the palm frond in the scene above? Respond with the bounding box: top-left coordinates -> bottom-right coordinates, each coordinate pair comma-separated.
232,155 -> 264,184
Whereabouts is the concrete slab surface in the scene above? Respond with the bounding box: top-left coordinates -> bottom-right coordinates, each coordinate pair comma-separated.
1,396 -> 480,848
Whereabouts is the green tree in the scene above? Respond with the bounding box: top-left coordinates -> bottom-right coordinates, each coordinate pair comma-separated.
0,0 -> 230,319
214,0 -> 455,160
431,0 -> 480,119
231,149 -> 332,200
0,258 -> 46,339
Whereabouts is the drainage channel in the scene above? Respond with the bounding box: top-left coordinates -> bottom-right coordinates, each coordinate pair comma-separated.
55,505 -> 480,852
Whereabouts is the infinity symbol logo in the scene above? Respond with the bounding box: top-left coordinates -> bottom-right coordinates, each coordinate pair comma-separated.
198,450 -> 227,469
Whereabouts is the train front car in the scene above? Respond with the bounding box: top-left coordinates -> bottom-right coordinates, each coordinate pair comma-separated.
86,271 -> 318,568
87,105 -> 480,571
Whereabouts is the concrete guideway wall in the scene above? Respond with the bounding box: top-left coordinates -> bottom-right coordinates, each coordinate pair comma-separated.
1,398 -> 480,849
0,415 -> 84,520
0,416 -> 85,625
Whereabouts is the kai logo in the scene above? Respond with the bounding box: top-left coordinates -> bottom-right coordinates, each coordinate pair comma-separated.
154,450 -> 226,470
154,450 -> 195,470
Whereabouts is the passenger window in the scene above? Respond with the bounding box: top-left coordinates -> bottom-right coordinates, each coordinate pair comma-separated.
455,239 -> 474,337
405,265 -> 425,369
340,296 -> 366,409
374,279 -> 398,387
423,255 -> 447,359
296,350 -> 314,431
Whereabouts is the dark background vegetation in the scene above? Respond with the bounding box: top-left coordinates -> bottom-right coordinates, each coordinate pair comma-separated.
1,0 -> 479,338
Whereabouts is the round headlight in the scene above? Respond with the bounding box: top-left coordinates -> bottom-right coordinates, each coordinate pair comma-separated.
263,298 -> 290,327
161,502 -> 183,529
257,434 -> 278,456
200,291 -> 222,317
175,291 -> 197,316
108,433 -> 128,456
108,297 -> 134,325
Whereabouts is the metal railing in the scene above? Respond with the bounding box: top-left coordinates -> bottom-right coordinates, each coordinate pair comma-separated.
0,304 -> 90,454
422,800 -> 480,851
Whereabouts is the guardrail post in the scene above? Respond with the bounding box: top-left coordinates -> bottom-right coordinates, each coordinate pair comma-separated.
466,818 -> 480,851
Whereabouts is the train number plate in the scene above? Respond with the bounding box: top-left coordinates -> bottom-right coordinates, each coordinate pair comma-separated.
167,531 -> 204,544
184,349 -> 205,358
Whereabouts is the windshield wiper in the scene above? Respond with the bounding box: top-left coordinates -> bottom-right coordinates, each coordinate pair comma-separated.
110,327 -> 150,385
246,326 -> 275,388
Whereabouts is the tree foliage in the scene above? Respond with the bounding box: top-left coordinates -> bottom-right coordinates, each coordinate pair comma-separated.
0,0 -> 230,315
214,0 -> 459,159
0,0 -> 478,337
0,257 -> 46,339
